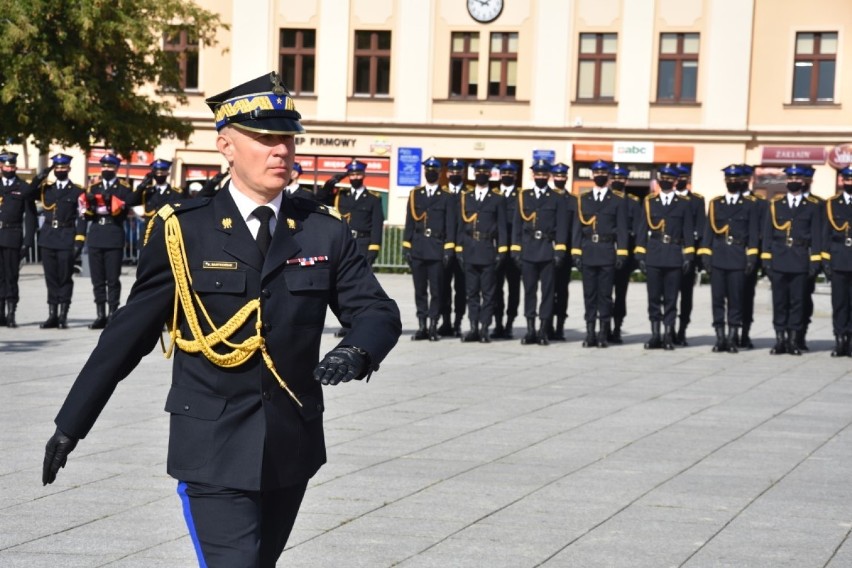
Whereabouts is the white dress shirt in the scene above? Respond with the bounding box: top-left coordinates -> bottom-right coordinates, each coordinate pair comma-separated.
228,183 -> 282,239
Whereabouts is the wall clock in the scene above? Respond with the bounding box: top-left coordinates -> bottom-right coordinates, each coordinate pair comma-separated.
467,0 -> 504,24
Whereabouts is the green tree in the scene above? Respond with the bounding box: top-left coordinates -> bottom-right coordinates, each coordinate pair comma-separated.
0,0 -> 224,156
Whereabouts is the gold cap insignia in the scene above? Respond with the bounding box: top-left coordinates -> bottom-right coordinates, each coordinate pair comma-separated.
222,217 -> 233,229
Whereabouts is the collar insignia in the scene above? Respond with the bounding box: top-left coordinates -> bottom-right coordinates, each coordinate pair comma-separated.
222,217 -> 233,229
287,218 -> 296,230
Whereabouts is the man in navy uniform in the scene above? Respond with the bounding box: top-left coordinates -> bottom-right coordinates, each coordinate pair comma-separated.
823,166 -> 852,357
609,164 -> 640,344
635,165 -> 695,350
135,158 -> 184,221
799,165 -> 823,351
549,162 -> 576,341
761,165 -> 823,355
37,154 -> 84,329
76,152 -> 137,329
572,159 -> 628,347
331,159 -> 383,267
737,163 -> 765,349
438,158 -> 468,337
284,162 -> 317,200
0,151 -> 47,327
672,164 -> 705,345
457,159 -> 507,342
402,157 -> 456,341
492,160 -> 521,339
697,165 -> 761,353
43,71 -> 402,568
511,159 -> 569,345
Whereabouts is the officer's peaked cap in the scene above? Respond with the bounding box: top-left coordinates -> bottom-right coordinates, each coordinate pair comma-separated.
722,164 -> 743,177
0,151 -> 18,165
498,160 -> 518,173
51,153 -> 73,166
738,163 -> 754,175
839,166 -> 852,178
675,164 -> 691,176
345,159 -> 367,173
292,162 -> 303,174
472,159 -> 493,170
206,71 -> 305,135
783,164 -> 807,176
531,159 -> 552,173
610,164 -> 630,177
658,164 -> 679,177
550,162 -> 570,175
422,156 -> 442,169
150,158 -> 172,171
99,153 -> 122,167
447,158 -> 466,170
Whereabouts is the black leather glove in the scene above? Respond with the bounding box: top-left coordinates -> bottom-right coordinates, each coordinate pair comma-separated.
43,427 -> 79,485
442,249 -> 454,268
511,251 -> 522,269
313,346 -> 371,385
638,258 -> 647,275
764,261 -> 773,279
808,261 -> 819,278
553,252 -> 566,269
682,259 -> 693,275
614,257 -> 624,271
745,258 -> 755,276
73,242 -> 84,262
365,250 -> 378,266
823,260 -> 832,281
704,261 -> 713,276
402,250 -> 412,266
573,256 -> 583,272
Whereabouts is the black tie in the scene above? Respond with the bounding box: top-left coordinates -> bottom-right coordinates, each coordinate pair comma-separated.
253,206 -> 274,255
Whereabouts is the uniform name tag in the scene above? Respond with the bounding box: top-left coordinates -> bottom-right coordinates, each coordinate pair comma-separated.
203,261 -> 238,270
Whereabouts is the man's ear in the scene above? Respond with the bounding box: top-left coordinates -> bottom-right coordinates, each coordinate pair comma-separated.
216,131 -> 235,163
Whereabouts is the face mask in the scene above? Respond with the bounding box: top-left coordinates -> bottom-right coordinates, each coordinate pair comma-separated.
101,170 -> 116,182
844,183 -> 852,194
737,181 -> 749,192
500,175 -> 515,186
154,175 -> 168,185
2,170 -> 15,179
726,181 -> 740,193
658,179 -> 674,191
475,173 -> 490,186
54,171 -> 69,181
610,180 -> 625,191
675,180 -> 688,191
349,178 -> 363,190
593,175 -> 609,187
534,178 -> 548,189
448,174 -> 463,186
786,181 -> 803,193
553,179 -> 567,190
424,171 -> 439,184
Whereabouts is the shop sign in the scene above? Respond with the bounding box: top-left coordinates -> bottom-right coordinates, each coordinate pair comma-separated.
762,146 -> 826,165
827,144 -> 852,169
613,141 -> 654,164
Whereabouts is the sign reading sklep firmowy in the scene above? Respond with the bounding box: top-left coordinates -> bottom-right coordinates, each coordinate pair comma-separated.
612,141 -> 654,164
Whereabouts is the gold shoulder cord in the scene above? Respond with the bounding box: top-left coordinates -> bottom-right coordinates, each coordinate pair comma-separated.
460,191 -> 477,223
159,209 -> 302,407
40,182 -> 56,211
518,191 -> 536,223
576,193 -> 597,230
827,197 -> 850,232
708,198 -> 729,235
770,200 -> 792,236
408,190 -> 426,222
333,191 -> 352,223
645,196 -> 665,231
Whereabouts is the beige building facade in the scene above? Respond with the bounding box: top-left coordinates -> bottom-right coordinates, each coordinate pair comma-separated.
12,0 -> 852,225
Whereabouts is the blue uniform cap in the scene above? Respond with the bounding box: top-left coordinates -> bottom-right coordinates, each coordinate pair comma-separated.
345,159 -> 367,173
472,159 -> 493,171
99,153 -> 122,167
51,153 -> 73,166
675,164 -> 691,176
498,160 -> 518,173
205,71 -> 304,135
591,159 -> 610,172
550,162 -> 570,175
722,164 -> 743,177
839,166 -> 852,178
610,164 -> 629,177
658,165 -> 679,177
802,165 -> 816,178
783,164 -> 807,177
737,164 -> 754,175
0,151 -> 19,165
150,158 -> 172,171
292,162 -> 303,174
422,156 -> 442,170
531,159 -> 552,173
446,158 -> 466,170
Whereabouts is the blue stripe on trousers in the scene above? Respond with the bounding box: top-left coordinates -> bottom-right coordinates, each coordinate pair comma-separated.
177,481 -> 208,568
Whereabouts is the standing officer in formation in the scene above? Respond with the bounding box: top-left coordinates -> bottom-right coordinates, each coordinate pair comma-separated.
284,162 -> 317,200
38,154 -> 84,329
698,165 -> 760,353
737,163 -> 764,349
610,164 -> 640,343
635,165 -> 695,350
402,157 -> 456,341
673,164 -> 706,346
549,162 -> 576,341
456,159 -> 507,342
761,165 -> 823,356
571,160 -> 628,348
43,71 -> 402,568
0,151 -> 46,327
492,160 -> 521,339
511,159 -> 568,345
799,165 -> 822,351
439,158 -> 468,337
135,158 -> 183,221
76,152 -> 136,329
824,166 -> 852,357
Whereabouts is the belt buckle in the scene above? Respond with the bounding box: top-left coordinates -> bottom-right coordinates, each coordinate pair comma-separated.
534,230 -> 543,239
725,235 -> 734,245
98,217 -> 108,225
785,236 -> 794,247
591,234 -> 600,243
351,229 -> 358,238
424,228 -> 432,237
662,234 -> 671,244
52,220 -> 60,228
472,231 -> 480,240
845,237 -> 852,247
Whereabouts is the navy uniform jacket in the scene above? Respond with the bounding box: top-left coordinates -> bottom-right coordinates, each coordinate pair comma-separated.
402,186 -> 457,261
635,194 -> 695,268
456,189 -> 508,265
334,189 -> 384,255
141,183 -> 184,219
502,187 -> 519,248
511,188 -> 569,262
288,185 -> 317,201
823,194 -> 852,271
698,195 -> 760,270
681,191 -> 706,248
54,187 -> 401,491
39,181 -> 85,250
761,195 -> 823,273
77,181 -> 138,249
0,176 -> 38,249
571,189 -> 628,267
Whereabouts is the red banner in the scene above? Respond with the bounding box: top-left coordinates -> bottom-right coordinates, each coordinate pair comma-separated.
761,146 -> 826,165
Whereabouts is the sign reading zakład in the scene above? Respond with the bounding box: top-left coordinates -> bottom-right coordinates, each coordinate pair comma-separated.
761,146 -> 826,165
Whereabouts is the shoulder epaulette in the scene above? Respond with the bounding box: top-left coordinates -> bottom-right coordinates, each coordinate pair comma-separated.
711,195 -> 724,203
627,193 -> 639,202
173,186 -> 183,194
828,193 -> 843,202
611,189 -> 625,198
551,187 -> 565,195
806,195 -> 821,203
691,191 -> 703,198
291,195 -> 343,221
489,188 -> 500,195
679,194 -> 692,201
771,194 -> 785,201
743,194 -> 757,201
368,190 -> 381,198
158,198 -> 208,219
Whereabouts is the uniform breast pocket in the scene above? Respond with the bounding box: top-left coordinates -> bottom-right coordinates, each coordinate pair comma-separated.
191,269 -> 247,295
284,268 -> 330,325
165,386 -> 227,470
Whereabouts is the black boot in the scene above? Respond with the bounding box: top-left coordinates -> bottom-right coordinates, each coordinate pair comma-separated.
739,323 -> 754,349
107,304 -> 118,323
428,318 -> 440,341
0,300 -> 6,326
770,330 -> 787,354
412,317 -> 428,340
438,313 -> 454,337
644,321 -> 662,349
663,324 -> 676,350
674,319 -> 688,346
831,334 -> 845,357
453,315 -> 464,338
537,320 -> 549,346
727,326 -> 739,354
479,324 -> 491,344
712,326 -> 727,352
502,317 -> 515,339
58,303 -> 70,329
6,301 -> 17,328
786,330 -> 802,356
846,333 -> 852,358
610,319 -> 623,344
582,320 -> 597,348
597,319 -> 610,348
491,318 -> 504,339
89,303 -> 108,330
521,317 -> 537,345
462,320 -> 480,343
552,316 -> 566,341
797,325 -> 810,352
40,304 -> 59,329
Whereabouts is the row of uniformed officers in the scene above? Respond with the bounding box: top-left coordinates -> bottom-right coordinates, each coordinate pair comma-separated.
400,157 -> 852,358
